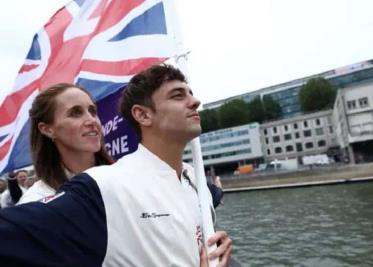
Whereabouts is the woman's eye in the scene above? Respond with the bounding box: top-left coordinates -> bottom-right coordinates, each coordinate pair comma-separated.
69,108 -> 83,117
89,106 -> 97,116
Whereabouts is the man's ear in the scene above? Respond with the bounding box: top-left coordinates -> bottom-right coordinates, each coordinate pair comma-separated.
131,104 -> 152,127
38,122 -> 55,139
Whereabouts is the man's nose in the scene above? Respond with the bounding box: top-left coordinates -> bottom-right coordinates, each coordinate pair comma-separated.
189,95 -> 201,110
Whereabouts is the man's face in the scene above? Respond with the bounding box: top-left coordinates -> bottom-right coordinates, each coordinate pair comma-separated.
16,171 -> 28,187
149,80 -> 201,142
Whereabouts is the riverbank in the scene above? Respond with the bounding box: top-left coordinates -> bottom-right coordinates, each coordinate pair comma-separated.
221,162 -> 373,192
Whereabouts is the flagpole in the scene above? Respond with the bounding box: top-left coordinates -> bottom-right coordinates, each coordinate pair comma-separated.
164,1 -> 218,266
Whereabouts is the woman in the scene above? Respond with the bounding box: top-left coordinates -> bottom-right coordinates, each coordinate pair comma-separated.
19,83 -> 113,204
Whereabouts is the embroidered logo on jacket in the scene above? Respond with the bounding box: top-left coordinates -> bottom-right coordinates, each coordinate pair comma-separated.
140,212 -> 170,219
40,192 -> 65,204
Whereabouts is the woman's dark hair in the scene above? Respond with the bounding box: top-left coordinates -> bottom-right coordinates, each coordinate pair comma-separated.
29,83 -> 113,190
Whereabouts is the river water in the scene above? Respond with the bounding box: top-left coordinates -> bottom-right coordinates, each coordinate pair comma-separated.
215,182 -> 373,267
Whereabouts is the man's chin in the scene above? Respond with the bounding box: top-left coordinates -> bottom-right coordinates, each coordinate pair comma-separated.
188,127 -> 202,140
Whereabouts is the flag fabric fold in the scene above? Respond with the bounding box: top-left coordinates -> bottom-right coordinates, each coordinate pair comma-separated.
0,0 -> 176,174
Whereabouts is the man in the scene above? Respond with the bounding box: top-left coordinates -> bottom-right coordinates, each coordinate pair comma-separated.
0,64 -> 231,266
0,170 -> 28,208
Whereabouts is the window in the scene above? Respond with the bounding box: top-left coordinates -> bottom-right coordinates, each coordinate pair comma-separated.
329,126 -> 334,134
316,118 -> 321,126
304,121 -> 308,128
264,129 -> 268,135
275,147 -> 282,154
305,142 -> 314,149
296,143 -> 303,152
327,116 -> 332,124
293,123 -> 298,129
304,130 -> 312,137
359,97 -> 369,108
284,125 -> 289,131
284,133 -> 292,141
347,100 -> 356,110
286,145 -> 294,152
315,128 -> 324,136
273,127 -> 277,134
295,132 -> 300,139
267,149 -> 271,155
273,136 -> 280,143
265,137 -> 269,144
318,140 -> 326,147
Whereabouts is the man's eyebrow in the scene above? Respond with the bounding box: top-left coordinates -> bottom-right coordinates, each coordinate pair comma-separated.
169,87 -> 193,95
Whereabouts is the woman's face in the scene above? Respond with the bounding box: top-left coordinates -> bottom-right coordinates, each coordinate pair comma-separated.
46,87 -> 102,156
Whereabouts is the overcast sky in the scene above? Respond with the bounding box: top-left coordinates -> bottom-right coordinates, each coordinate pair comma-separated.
1,0 -> 373,106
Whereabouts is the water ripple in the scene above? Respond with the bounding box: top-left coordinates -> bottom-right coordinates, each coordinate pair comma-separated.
216,183 -> 373,266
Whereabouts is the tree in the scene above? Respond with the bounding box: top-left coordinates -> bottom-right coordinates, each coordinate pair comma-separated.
299,78 -> 336,112
262,95 -> 281,121
247,96 -> 265,123
247,96 -> 281,123
199,108 -> 220,133
219,99 -> 250,128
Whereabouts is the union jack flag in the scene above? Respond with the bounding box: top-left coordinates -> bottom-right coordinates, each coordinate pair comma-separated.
0,0 -> 177,174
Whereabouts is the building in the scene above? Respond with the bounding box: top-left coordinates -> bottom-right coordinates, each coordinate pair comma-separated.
183,123 -> 263,175
204,59 -> 373,119
260,110 -> 338,163
333,80 -> 373,163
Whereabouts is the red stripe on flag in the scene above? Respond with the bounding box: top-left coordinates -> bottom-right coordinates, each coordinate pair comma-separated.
89,0 -> 110,19
40,36 -> 91,87
19,64 -> 39,74
0,80 -> 39,126
39,8 -> 80,88
94,0 -> 144,34
0,137 -> 13,161
80,57 -> 167,76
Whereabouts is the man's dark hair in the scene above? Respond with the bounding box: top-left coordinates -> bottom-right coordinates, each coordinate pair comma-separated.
15,170 -> 28,177
119,64 -> 187,139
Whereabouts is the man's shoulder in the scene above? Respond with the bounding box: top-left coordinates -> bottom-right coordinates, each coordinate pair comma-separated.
83,153 -> 139,183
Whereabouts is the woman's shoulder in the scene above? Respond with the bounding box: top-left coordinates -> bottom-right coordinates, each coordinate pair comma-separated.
17,180 -> 56,205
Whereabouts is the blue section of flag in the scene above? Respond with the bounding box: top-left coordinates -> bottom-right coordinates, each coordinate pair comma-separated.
2,120 -> 32,173
109,2 -> 166,41
26,35 -> 41,60
76,78 -> 126,102
74,0 -> 85,7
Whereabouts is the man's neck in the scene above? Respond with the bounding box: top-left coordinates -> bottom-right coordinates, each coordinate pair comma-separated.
141,137 -> 187,178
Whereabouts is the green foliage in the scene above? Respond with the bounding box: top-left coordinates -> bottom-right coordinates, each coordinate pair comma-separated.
299,78 -> 337,112
200,109 -> 220,133
247,96 -> 265,123
247,96 -> 281,123
219,99 -> 250,128
262,95 -> 281,121
200,96 -> 282,133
